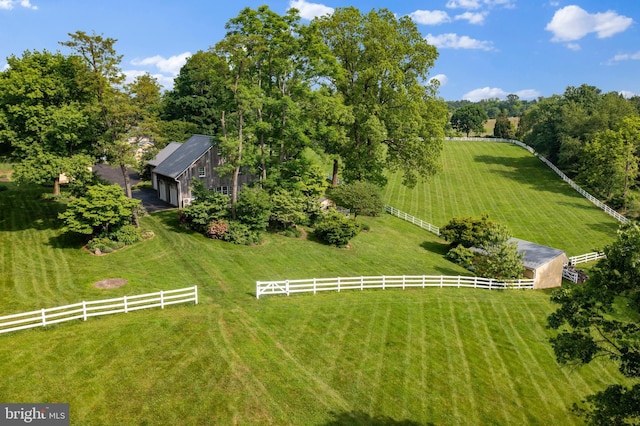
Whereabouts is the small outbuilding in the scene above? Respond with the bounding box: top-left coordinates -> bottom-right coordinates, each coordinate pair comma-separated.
511,238 -> 568,289
150,134 -> 253,208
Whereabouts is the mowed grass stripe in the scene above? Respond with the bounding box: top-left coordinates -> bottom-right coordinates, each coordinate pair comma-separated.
466,295 -> 522,424
383,141 -> 619,255
488,298 -> 573,422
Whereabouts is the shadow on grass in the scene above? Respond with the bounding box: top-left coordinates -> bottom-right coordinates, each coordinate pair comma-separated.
0,184 -> 67,232
473,154 -> 581,195
48,232 -> 88,250
420,240 -> 449,256
322,411 -> 431,426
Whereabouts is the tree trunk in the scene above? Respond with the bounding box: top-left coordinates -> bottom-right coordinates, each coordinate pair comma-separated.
332,158 -> 339,187
231,110 -> 243,220
53,177 -> 60,196
120,163 -> 132,198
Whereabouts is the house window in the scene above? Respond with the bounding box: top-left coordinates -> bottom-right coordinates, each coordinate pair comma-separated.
216,186 -> 230,195
198,167 -> 206,178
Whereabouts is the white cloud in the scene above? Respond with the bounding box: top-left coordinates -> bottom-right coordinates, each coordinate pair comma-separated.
455,11 -> 487,24
485,0 -> 516,8
515,89 -> 541,99
463,87 -> 540,101
446,0 -> 481,9
429,74 -> 448,86
463,87 -> 507,101
288,0 -> 333,20
606,50 -> 640,65
0,0 -> 37,9
619,91 -> 638,99
123,69 -> 175,90
566,43 -> 581,51
409,10 -> 451,25
426,33 -> 495,51
446,0 -> 515,9
545,5 -> 633,42
130,52 -> 191,76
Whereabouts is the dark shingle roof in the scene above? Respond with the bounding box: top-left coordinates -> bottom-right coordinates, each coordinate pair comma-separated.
152,135 -> 214,179
148,142 -> 182,167
510,238 -> 566,269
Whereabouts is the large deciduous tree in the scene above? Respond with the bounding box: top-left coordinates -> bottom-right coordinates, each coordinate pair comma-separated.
60,31 -> 141,198
548,222 -> 640,425
450,104 -> 488,137
314,7 -> 447,187
0,50 -> 98,193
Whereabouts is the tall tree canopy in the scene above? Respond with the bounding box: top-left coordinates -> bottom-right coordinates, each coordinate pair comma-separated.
314,7 -> 447,187
450,104 -> 488,137
0,50 -> 98,193
548,222 -> 640,425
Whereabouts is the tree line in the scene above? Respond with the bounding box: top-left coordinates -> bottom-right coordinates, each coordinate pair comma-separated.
0,5 -> 448,205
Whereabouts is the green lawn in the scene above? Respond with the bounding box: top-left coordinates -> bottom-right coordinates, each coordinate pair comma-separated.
383,140 -> 620,255
0,139 -> 629,425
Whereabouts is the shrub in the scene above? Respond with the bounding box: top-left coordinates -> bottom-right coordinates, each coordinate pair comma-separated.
446,245 -> 476,269
112,224 -> 143,245
314,210 -> 361,247
86,237 -> 125,254
206,220 -> 229,239
221,221 -> 262,245
328,181 -> 384,217
236,187 -> 272,231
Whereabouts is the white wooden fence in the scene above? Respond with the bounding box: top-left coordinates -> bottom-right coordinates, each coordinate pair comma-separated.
256,275 -> 534,298
568,252 -> 606,265
446,137 -> 629,224
385,205 -> 440,235
0,286 -> 198,334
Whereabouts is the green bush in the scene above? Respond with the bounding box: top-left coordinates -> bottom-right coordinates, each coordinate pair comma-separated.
221,221 -> 262,245
313,210 -> 361,247
112,225 -> 143,245
328,181 -> 384,217
446,245 -> 476,269
86,237 -> 125,254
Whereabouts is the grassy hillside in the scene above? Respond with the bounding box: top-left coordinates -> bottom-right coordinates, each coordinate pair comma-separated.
383,140 -> 619,255
0,139 -> 629,424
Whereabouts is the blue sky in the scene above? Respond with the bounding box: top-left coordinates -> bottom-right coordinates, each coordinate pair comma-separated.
1,0 -> 638,101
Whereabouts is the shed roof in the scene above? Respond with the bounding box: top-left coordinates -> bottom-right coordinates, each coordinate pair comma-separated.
148,142 -> 182,167
510,238 -> 566,269
152,135 -> 214,179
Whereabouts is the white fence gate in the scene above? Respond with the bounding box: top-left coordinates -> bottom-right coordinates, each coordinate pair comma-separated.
0,286 -> 198,334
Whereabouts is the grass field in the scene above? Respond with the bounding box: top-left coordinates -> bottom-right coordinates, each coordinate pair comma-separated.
0,141 -> 629,425
383,140 -> 620,256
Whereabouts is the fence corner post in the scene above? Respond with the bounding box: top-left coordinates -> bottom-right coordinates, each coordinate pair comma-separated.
194,285 -> 198,305
83,301 -> 87,321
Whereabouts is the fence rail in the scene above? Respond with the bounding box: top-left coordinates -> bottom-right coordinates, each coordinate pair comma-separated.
446,137 -> 629,224
568,252 -> 606,265
0,286 -> 198,334
385,205 -> 440,235
256,275 -> 534,298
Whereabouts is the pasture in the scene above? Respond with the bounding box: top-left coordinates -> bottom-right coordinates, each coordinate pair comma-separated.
383,140 -> 620,255
0,141 -> 628,424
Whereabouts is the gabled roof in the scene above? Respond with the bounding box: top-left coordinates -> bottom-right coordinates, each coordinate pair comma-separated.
148,142 -> 182,167
510,238 -> 566,269
152,135 -> 214,179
